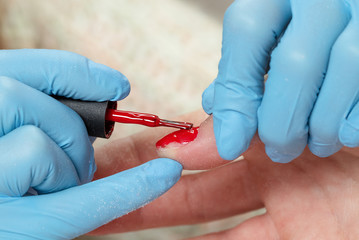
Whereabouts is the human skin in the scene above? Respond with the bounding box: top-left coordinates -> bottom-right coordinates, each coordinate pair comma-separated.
91,110 -> 359,239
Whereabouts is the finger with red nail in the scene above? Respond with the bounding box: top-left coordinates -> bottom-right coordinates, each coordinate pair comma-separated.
156,116 -> 228,170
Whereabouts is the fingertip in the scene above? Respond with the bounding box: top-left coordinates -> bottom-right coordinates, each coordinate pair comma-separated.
265,146 -> 298,164
112,72 -> 131,101
202,82 -> 215,114
88,60 -> 131,101
80,137 -> 95,184
147,158 -> 183,185
213,112 -> 254,161
99,158 -> 182,208
146,158 -> 183,175
339,121 -> 359,147
308,141 -> 342,158
88,161 -> 97,183
216,136 -> 246,161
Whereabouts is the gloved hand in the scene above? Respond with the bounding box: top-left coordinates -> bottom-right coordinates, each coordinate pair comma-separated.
202,0 -> 355,163
0,49 -> 183,239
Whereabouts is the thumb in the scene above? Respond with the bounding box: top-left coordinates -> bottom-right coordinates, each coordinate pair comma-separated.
0,158 -> 182,240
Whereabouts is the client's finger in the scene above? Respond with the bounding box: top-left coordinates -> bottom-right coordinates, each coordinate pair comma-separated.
156,116 -> 231,170
91,160 -> 263,235
94,110 -> 208,179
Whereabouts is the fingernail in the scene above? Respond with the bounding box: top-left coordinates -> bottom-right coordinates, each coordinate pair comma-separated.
156,127 -> 199,149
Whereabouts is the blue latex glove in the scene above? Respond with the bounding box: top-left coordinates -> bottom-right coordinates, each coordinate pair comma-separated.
0,49 -> 183,239
203,0 -> 355,163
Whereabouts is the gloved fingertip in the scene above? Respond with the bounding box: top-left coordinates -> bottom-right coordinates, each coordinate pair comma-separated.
339,121 -> 359,147
106,70 -> 130,101
88,163 -> 97,181
202,97 -> 213,115
265,146 -> 297,164
217,145 -> 246,161
113,73 -> 131,101
308,141 -> 342,158
202,82 -> 215,115
215,134 -> 248,161
147,158 -> 183,185
85,147 -> 96,184
88,61 -> 131,101
213,113 -> 253,161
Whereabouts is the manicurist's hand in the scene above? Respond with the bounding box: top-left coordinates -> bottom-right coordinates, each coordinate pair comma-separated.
0,49 -> 132,184
90,111 -> 359,239
203,0 -> 357,163
0,49 -> 182,239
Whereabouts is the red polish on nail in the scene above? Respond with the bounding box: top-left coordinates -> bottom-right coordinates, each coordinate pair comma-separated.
156,127 -> 199,149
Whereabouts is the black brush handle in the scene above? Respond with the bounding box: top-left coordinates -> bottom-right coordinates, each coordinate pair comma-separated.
55,97 -> 117,138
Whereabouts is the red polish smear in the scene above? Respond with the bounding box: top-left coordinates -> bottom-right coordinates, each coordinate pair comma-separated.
156,127 -> 199,148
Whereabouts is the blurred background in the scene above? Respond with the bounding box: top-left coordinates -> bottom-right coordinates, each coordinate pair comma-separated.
0,0 -> 263,239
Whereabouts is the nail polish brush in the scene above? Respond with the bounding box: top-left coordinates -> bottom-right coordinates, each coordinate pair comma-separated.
55,97 -> 193,138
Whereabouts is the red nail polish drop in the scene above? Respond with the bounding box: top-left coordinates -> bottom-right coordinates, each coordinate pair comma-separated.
156,127 -> 199,148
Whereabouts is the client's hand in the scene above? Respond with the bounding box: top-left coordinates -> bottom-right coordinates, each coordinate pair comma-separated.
92,110 -> 359,240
